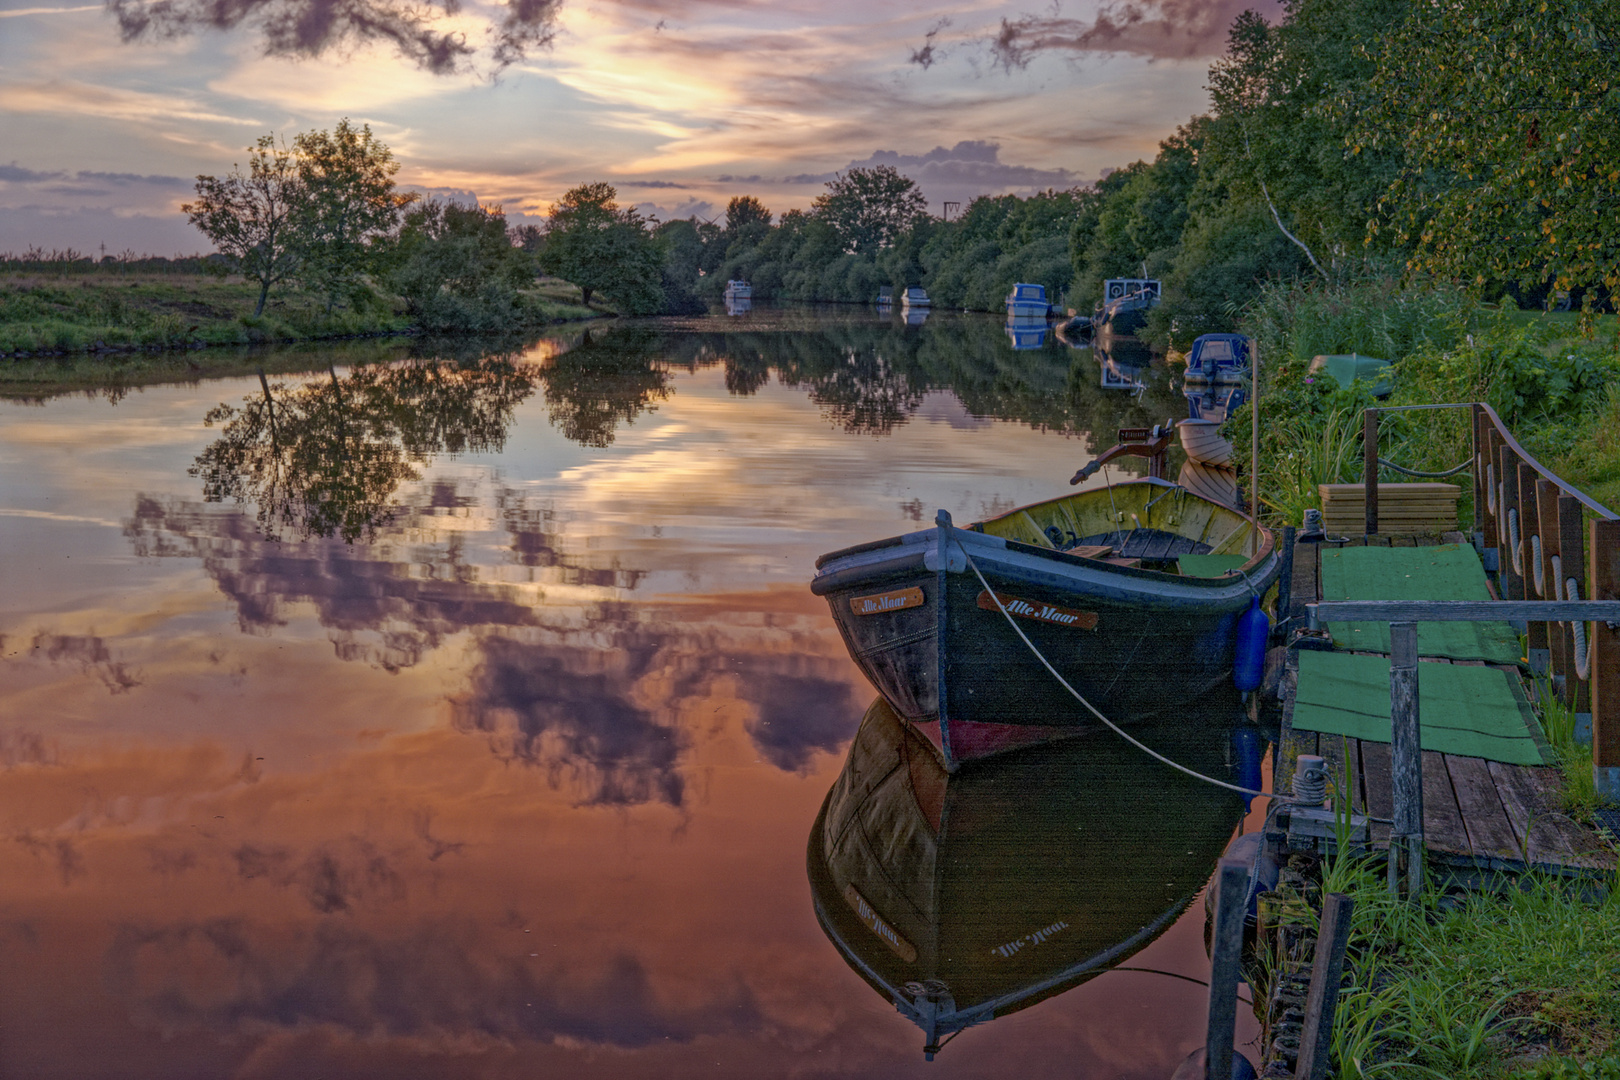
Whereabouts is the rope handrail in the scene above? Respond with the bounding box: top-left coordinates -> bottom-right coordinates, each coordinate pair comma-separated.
1364,402 -> 1618,519
1377,456 -> 1472,479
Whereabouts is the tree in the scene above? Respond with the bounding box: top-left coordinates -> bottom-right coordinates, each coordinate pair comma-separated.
1360,0 -> 1620,298
539,183 -> 665,314
389,201 -> 535,331
184,136 -> 303,318
723,196 -> 772,249
293,119 -> 412,310
811,165 -> 930,254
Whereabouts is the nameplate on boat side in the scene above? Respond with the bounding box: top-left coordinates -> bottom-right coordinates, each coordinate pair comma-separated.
976,591 -> 1099,629
849,587 -> 925,617
843,884 -> 917,962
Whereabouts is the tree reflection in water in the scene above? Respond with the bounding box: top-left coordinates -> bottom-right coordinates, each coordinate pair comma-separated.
188,315 -> 1178,545
551,314 -> 1182,449
191,354 -> 538,542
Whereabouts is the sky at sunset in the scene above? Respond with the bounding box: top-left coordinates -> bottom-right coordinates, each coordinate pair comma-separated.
0,0 -> 1280,255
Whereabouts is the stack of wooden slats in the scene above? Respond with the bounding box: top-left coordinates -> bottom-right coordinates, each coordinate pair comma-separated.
1318,483 -> 1460,535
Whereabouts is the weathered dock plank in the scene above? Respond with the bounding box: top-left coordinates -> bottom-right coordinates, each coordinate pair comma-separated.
1357,741 -> 1394,846
1419,748 -> 1473,859
1490,762 -> 1616,872
1444,753 -> 1524,864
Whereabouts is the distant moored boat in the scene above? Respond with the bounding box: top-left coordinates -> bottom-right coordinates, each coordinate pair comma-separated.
1005,282 -> 1051,319
901,286 -> 930,309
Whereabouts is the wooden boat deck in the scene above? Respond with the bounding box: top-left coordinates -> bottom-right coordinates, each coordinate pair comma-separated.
1275,533 -> 1616,877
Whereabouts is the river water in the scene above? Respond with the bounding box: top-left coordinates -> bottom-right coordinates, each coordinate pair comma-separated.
0,307 -> 1263,1078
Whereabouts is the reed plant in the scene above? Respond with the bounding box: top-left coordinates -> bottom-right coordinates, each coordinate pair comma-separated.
1319,858 -> 1620,1078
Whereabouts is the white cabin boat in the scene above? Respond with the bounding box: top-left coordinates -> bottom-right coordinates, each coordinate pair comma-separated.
724,280 -> 752,301
1005,282 -> 1051,319
901,287 -> 930,309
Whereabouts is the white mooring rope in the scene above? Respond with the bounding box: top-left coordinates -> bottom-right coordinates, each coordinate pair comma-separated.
957,542 -> 1271,799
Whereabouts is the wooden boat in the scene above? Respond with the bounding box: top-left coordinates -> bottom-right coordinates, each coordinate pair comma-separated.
811,477 -> 1280,769
1177,417 -> 1233,466
1177,458 -> 1240,507
808,697 -> 1241,1058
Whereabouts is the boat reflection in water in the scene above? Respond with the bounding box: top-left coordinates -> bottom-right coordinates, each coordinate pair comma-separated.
808,698 -> 1243,1059
1004,316 -> 1050,350
1096,334 -> 1153,391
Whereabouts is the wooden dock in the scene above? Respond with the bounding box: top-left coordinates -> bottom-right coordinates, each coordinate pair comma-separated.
1275,532 -> 1615,878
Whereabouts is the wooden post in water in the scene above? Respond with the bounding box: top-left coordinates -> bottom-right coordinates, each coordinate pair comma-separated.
1363,409 -> 1379,536
1294,892 -> 1355,1080
1388,621 -> 1423,899
1205,857 -> 1250,1080
1591,519 -> 1620,801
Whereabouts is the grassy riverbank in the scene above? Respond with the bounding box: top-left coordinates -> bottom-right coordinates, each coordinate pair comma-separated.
0,271 -> 598,357
1225,280 -> 1620,524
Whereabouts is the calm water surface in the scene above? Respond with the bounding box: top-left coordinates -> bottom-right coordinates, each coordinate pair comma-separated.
0,308 -> 1264,1078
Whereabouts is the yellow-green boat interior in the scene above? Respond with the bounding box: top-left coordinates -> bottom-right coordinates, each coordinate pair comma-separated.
973,483 -> 1262,577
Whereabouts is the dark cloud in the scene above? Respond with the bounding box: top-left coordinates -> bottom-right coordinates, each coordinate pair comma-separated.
785,141 -> 1079,209
14,832 -> 87,885
106,0 -> 562,73
619,179 -> 689,189
988,0 -> 1281,68
125,492 -> 556,671
0,164 -> 66,183
451,635 -> 688,807
29,632 -> 141,694
908,16 -> 950,69
732,661 -> 858,772
230,839 -> 405,914
75,170 -> 187,185
0,164 -> 184,187
105,917 -> 762,1046
0,729 -> 59,769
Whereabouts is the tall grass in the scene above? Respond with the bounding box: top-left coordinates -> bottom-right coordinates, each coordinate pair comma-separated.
1235,277 -> 1620,528
1320,857 -> 1620,1078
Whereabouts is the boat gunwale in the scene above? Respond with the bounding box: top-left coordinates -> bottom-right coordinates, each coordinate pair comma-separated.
813,538 -> 1279,610
970,479 -> 1277,582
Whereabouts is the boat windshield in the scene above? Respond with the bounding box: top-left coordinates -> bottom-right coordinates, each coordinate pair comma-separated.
1198,340 -> 1236,362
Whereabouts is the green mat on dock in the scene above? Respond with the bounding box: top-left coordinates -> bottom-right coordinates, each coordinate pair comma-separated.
1319,544 -> 1523,665
1291,650 -> 1549,765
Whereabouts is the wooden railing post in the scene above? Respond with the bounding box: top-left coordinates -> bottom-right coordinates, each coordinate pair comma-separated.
1538,479 -> 1568,689
1560,495 -> 1591,727
1478,415 -> 1500,572
1205,857 -> 1251,1080
1591,519 -> 1620,801
1498,444 -> 1525,601
1363,409 -> 1379,536
1294,893 -> 1355,1080
1389,621 -> 1424,899
1523,463 -> 1550,673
